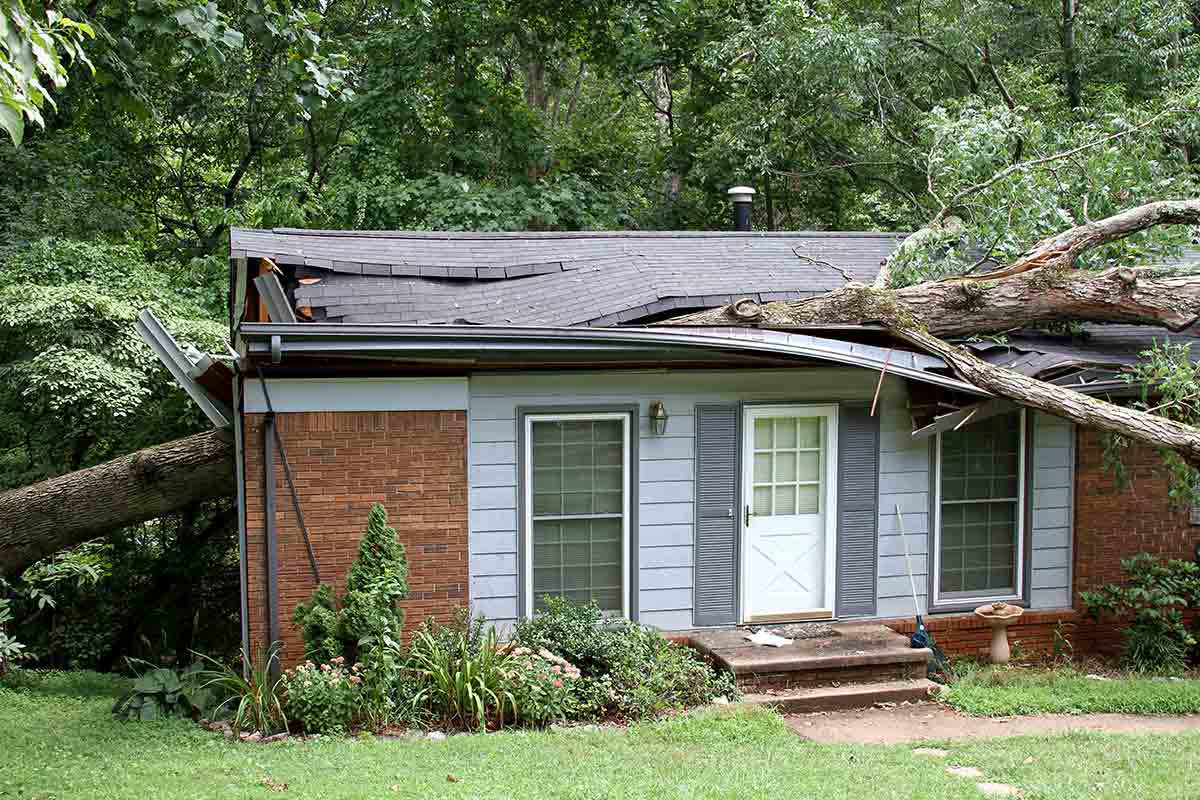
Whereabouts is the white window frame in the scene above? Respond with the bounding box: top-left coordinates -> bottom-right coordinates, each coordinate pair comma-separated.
522,411 -> 632,619
932,409 -> 1027,608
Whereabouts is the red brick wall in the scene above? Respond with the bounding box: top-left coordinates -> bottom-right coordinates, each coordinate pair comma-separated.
243,411 -> 469,667
883,426 -> 1200,661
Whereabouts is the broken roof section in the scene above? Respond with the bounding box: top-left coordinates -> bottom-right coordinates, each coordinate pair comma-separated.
231,228 -> 905,326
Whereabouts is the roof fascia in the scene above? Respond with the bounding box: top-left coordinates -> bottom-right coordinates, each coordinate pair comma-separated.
239,323 -> 989,396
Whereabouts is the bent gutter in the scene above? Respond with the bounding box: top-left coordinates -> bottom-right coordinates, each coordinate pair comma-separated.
239,323 -> 989,396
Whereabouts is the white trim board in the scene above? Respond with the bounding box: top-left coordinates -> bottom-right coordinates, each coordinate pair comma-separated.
243,377 -> 468,413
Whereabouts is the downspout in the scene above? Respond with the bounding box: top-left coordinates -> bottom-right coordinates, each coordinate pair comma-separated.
263,412 -> 281,661
233,371 -> 251,665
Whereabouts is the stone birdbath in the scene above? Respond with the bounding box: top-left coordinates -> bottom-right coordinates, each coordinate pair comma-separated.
974,601 -> 1024,664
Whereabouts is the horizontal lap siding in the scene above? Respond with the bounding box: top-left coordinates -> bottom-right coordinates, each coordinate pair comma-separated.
1029,413 -> 1074,609
875,377 -> 931,618
876,403 -> 1075,617
468,368 -> 878,630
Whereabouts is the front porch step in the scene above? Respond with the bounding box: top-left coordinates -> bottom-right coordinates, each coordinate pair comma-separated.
686,622 -> 932,691
741,678 -> 940,713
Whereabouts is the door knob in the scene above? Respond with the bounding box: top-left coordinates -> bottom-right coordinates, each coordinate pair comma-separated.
745,505 -> 753,526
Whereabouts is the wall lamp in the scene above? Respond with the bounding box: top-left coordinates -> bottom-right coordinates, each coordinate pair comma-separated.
648,401 -> 670,436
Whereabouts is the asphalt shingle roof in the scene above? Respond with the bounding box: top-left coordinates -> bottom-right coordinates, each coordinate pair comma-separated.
231,228 -> 905,326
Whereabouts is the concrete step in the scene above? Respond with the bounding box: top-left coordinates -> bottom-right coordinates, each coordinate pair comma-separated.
740,678 -> 941,713
686,623 -> 932,691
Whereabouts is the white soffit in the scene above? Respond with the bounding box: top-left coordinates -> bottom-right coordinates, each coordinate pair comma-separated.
243,377 -> 468,413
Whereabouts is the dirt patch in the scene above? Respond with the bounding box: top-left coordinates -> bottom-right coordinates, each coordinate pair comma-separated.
785,702 -> 1200,744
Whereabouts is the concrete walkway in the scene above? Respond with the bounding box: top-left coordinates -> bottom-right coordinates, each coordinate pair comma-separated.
785,702 -> 1200,744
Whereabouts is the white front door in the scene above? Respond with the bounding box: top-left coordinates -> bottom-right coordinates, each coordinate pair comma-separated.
742,404 -> 838,621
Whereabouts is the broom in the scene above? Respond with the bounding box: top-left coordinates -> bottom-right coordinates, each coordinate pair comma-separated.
895,504 -> 947,673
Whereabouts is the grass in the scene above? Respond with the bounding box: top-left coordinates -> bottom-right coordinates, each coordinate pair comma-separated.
3,670 -> 1200,799
944,664 -> 1200,716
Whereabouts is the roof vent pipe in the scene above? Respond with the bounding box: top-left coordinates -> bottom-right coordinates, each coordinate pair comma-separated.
727,186 -> 756,231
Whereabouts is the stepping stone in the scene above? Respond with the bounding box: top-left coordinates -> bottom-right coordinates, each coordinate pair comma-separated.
912,747 -> 950,757
947,766 -> 984,778
977,783 -> 1022,797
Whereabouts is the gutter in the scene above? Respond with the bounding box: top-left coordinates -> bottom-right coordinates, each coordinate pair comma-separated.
239,323 -> 989,397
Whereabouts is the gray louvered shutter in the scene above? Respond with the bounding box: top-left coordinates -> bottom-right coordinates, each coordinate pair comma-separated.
836,403 -> 879,617
693,404 -> 740,627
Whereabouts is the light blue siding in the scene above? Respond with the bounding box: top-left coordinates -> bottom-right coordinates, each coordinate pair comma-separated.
467,370 -> 1075,630
875,377 -> 932,618
1029,413 -> 1074,608
876,405 -> 1075,617
467,367 -> 879,629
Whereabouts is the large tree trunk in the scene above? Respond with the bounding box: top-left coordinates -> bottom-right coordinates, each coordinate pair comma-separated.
677,264 -> 1200,336
0,430 -> 235,577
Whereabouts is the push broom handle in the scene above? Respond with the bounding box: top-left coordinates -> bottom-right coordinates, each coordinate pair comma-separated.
895,503 -> 921,616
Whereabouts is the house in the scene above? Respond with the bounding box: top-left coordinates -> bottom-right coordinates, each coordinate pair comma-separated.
153,204 -> 1200,670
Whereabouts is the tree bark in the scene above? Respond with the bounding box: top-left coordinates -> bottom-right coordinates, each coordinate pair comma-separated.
0,431 -> 235,577
894,325 -> 1200,467
675,265 -> 1200,336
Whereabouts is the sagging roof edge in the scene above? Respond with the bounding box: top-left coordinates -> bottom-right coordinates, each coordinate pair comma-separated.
238,322 -> 991,397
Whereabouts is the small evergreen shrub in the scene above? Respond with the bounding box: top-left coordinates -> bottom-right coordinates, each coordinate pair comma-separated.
292,503 -> 410,663
281,657 -> 362,735
1081,553 -> 1200,673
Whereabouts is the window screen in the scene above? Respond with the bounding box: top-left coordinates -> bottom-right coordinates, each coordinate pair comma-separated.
938,411 -> 1023,598
529,417 -> 625,613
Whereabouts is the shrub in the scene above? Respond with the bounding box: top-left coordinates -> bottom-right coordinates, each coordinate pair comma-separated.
281,657 -> 361,735
0,598 -> 29,675
112,659 -> 211,721
502,646 -> 582,726
292,504 -> 410,663
292,584 -> 342,662
407,625 -> 516,731
513,597 -> 738,719
197,645 -> 288,734
1080,553 -> 1200,673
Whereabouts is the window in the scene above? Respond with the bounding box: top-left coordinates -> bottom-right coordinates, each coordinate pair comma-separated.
934,410 -> 1025,605
523,412 -> 631,616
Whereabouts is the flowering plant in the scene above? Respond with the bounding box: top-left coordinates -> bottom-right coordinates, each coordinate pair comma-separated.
281,656 -> 362,734
501,646 -> 581,726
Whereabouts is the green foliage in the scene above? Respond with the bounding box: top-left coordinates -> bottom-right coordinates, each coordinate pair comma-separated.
291,584 -> 342,662
513,597 -> 737,719
945,664 -> 1200,716
112,659 -> 211,721
1080,553 -> 1200,673
1111,342 -> 1200,507
0,0 -> 94,145
339,504 -> 410,645
0,597 -> 29,674
293,503 -> 410,665
500,646 -> 582,727
407,625 -> 516,732
196,645 -> 287,734
281,656 -> 361,735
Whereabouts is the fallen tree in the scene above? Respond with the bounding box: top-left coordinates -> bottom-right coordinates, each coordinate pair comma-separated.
674,198 -> 1200,467
0,430 -> 234,577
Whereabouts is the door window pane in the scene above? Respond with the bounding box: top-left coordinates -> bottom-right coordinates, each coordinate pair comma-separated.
751,415 -> 824,517
529,417 -> 626,613
938,412 -> 1022,598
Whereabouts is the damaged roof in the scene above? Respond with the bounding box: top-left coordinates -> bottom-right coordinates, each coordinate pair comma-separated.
232,227 -> 1198,388
231,228 -> 905,326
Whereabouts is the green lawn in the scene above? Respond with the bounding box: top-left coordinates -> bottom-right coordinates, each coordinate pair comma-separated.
3,671 -> 1200,800
944,665 -> 1200,716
